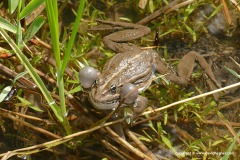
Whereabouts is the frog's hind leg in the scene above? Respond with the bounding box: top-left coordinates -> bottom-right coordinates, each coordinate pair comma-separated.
154,51 -> 221,88
96,19 -> 151,36
177,51 -> 221,88
96,19 -> 151,52
154,58 -> 189,86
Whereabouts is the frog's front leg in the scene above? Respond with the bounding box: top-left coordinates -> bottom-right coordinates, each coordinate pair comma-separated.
132,95 -> 148,119
155,51 -> 220,87
121,95 -> 148,127
121,83 -> 148,120
96,19 -> 151,53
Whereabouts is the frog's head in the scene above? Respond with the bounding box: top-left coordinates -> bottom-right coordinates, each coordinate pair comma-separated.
79,66 -> 138,110
89,81 -> 120,110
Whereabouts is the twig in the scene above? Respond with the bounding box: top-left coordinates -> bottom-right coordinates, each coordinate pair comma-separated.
230,0 -> 240,12
31,36 -> 52,50
100,139 -> 132,160
165,0 -> 196,13
0,112 -> 61,139
218,98 -> 240,110
140,82 -> 240,116
81,148 -> 117,160
125,129 -> 159,160
0,62 -> 85,113
0,108 -> 54,125
169,124 -> 195,141
24,40 -> 74,78
220,0 -> 232,26
137,0 -> 183,25
133,114 -> 160,126
0,119 -> 123,159
202,120 -> 240,127
105,127 -> 152,160
0,63 -> 36,88
137,0 -> 196,25
230,56 -> 240,68
218,114 -> 240,144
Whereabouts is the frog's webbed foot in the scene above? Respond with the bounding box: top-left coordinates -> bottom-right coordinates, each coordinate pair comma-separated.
96,19 -> 151,53
155,51 -> 221,88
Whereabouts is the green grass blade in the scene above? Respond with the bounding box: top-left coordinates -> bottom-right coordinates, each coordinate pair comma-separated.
13,71 -> 29,84
221,130 -> 240,160
0,17 -> 17,33
16,96 -> 44,112
0,86 -> 13,102
18,0 -> 45,20
44,0 -> 61,65
224,67 -> 240,79
61,0 -> 85,75
8,0 -> 20,14
16,0 -> 22,47
45,0 -> 71,134
16,21 -> 23,46
23,15 -> 45,42
0,27 -> 63,122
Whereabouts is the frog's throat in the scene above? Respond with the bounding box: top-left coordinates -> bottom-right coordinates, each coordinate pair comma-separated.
89,92 -> 119,110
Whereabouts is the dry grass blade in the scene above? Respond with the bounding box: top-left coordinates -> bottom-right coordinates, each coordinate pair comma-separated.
220,0 -> 232,25
202,120 -> 240,127
0,112 -> 61,139
230,56 -> 240,68
218,114 -> 240,144
166,0 -> 196,13
141,82 -> 240,116
0,108 -> 53,124
100,139 -> 133,160
125,128 -> 159,160
105,127 -> 152,160
0,119 -> 123,159
230,0 -> 240,11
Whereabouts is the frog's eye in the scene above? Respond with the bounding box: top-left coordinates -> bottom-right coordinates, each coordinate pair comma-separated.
110,84 -> 117,92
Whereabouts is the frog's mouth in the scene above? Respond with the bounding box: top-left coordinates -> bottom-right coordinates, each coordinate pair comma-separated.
89,89 -> 119,110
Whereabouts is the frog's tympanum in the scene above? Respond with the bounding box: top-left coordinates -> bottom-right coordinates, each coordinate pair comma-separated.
79,20 -> 220,118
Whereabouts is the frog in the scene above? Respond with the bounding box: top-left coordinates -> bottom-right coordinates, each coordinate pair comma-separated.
79,19 -> 220,118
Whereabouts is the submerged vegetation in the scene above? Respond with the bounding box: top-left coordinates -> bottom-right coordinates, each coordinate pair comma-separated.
0,0 -> 239,159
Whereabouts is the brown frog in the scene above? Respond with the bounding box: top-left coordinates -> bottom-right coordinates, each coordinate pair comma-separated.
79,20 -> 220,117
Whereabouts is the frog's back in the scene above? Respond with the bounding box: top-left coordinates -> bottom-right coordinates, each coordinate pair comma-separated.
101,49 -> 154,87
